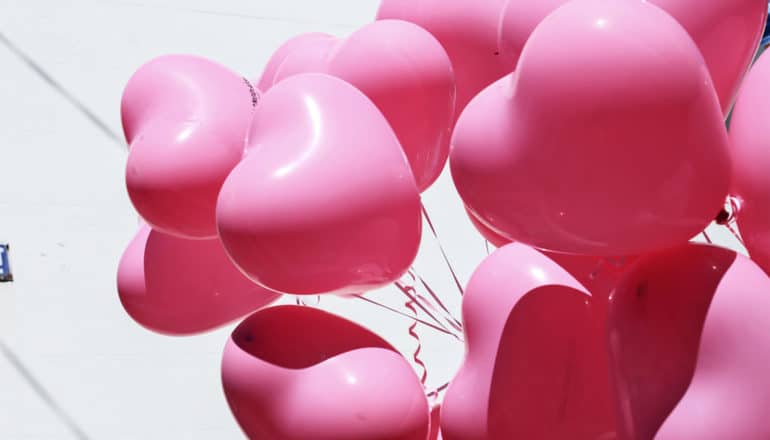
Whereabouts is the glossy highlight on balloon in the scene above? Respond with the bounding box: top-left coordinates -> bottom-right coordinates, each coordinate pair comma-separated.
451,0 -> 730,256
607,244 -> 770,439
122,55 -> 257,239
267,20 -> 455,191
216,73 -> 422,296
221,305 -> 430,440
117,225 -> 280,335
442,243 -> 616,440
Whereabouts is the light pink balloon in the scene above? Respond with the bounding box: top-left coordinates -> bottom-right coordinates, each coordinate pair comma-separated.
216,73 -> 421,295
221,305 -> 429,439
607,244 -> 770,439
117,225 -> 279,335
729,49 -> 770,276
376,0 -> 511,114
255,33 -> 336,92
122,55 -> 258,239
498,0 -> 767,115
442,243 -> 616,439
451,0 -> 730,256
268,20 -> 455,191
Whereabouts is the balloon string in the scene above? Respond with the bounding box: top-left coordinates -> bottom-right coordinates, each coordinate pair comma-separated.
426,381 -> 450,401
408,269 -> 463,331
485,239 -> 491,255
421,203 -> 465,296
352,294 -> 462,339
404,298 -> 428,385
701,230 -> 713,244
395,281 -> 462,339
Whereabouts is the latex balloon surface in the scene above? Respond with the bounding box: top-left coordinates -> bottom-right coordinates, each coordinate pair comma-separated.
497,0 -> 767,114
255,32 -> 336,91
451,0 -> 730,256
376,0 -> 511,113
117,225 -> 279,335
608,244 -> 770,439
221,306 -> 429,440
729,49 -> 770,276
122,55 -> 257,239
216,73 -> 421,296
442,243 -> 616,440
266,20 -> 455,191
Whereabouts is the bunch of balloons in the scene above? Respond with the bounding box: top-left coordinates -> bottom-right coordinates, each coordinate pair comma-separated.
116,0 -> 770,438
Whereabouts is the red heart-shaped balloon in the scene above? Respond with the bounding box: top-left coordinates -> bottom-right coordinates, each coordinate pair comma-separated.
608,244 -> 770,439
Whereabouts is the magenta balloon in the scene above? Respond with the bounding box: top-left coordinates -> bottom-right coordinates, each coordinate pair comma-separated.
270,20 -> 455,191
442,243 -> 616,439
729,50 -> 770,276
221,305 -> 430,440
117,225 -> 280,335
498,0 -> 767,115
465,206 -> 510,248
607,244 -> 770,439
255,32 -> 336,92
216,73 -> 421,295
376,0 -> 511,114
451,0 -> 730,256
122,55 -> 257,239
650,0 -> 767,115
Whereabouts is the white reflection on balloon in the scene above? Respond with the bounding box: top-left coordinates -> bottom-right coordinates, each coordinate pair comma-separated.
274,94 -> 323,178
530,266 -> 547,283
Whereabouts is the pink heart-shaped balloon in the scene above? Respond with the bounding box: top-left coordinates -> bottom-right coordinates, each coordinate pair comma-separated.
441,243 -> 616,439
376,0 -> 511,114
216,73 -> 421,295
221,305 -> 429,439
265,20 -> 455,191
117,225 -> 279,335
452,0 -> 729,256
498,0 -> 766,114
122,55 -> 258,239
729,49 -> 770,276
608,244 -> 770,439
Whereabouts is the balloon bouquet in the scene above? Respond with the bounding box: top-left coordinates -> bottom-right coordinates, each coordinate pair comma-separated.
116,0 -> 770,438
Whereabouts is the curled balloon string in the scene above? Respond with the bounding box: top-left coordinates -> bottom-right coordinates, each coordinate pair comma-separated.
395,281 -> 463,339
426,381 -> 450,402
421,203 -> 465,296
408,268 -> 463,331
352,294 -> 462,339
404,296 -> 429,385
